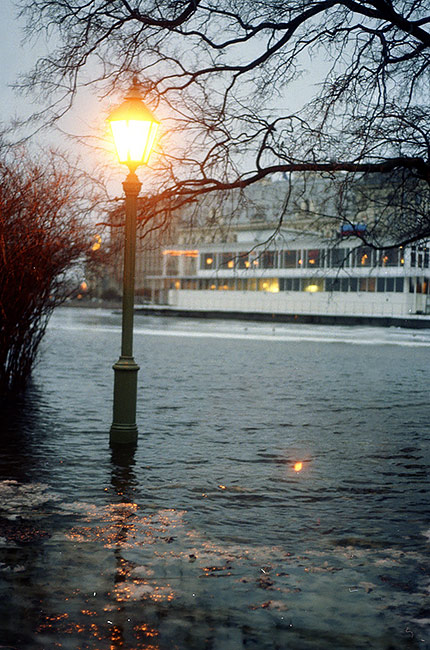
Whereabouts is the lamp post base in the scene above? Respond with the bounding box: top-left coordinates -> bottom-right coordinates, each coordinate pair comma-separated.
110,356 -> 140,445
110,416 -> 138,445
109,422 -> 138,446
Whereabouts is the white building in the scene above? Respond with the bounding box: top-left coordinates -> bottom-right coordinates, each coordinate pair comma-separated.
147,224 -> 430,321
137,175 -> 430,322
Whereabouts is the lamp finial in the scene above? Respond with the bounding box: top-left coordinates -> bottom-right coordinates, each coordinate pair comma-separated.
126,76 -> 143,101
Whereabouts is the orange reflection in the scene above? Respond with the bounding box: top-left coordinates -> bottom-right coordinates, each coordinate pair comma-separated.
293,462 -> 303,472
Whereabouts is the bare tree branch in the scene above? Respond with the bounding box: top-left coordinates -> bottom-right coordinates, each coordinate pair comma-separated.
12,0 -> 430,247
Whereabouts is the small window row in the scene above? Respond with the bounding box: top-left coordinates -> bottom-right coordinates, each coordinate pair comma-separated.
170,277 -> 407,293
410,245 -> 430,269
199,247 -> 405,271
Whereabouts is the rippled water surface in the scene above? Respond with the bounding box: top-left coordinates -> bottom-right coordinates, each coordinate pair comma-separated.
0,307 -> 429,649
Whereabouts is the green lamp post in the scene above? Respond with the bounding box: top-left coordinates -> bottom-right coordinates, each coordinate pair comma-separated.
108,79 -> 159,445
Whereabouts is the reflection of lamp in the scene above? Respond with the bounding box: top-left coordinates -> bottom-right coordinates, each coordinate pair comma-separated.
108,78 -> 159,445
109,442 -> 137,647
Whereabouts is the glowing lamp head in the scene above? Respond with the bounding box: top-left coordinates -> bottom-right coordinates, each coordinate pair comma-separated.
108,78 -> 159,171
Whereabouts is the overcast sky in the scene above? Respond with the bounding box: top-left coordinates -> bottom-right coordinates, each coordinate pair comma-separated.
0,1 -> 105,145
0,0 -> 36,124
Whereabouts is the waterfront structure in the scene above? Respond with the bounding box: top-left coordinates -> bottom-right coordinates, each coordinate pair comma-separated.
148,227 -> 430,320
106,176 -> 329,303
106,174 -> 429,321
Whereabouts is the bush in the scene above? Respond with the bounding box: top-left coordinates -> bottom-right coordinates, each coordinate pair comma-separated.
0,147 -> 98,393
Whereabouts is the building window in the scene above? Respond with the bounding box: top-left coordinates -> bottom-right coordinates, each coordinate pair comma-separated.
412,277 -> 430,294
282,250 -> 297,268
409,245 -> 430,269
379,248 -> 399,267
339,278 -> 348,292
356,277 -> 376,291
219,252 -> 235,269
367,278 -> 376,292
355,246 -> 373,267
326,278 -> 341,291
349,278 -> 358,292
377,277 -> 405,293
281,278 -> 301,291
258,278 -> 279,292
261,251 -> 277,269
303,279 -> 324,292
417,278 -> 423,294
237,252 -> 250,269
329,248 -> 350,268
326,277 -> 353,292
200,253 -> 216,269
305,249 -> 324,268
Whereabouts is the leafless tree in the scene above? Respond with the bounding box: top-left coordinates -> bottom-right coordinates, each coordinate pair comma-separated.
0,144 -> 103,394
16,0 -> 430,246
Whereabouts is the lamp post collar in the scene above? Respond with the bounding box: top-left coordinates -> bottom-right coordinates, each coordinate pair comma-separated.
123,170 -> 142,196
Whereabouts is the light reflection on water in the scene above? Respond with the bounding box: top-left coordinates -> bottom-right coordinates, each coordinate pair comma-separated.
0,307 -> 429,649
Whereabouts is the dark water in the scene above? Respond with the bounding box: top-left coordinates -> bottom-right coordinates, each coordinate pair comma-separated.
0,307 -> 429,649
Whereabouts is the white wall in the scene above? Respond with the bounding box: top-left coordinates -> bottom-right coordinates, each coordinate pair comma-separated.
168,289 -> 417,317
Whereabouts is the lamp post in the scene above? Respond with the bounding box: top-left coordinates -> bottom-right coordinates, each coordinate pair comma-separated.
108,78 -> 159,445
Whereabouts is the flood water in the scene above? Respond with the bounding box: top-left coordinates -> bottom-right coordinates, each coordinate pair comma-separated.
0,307 -> 429,649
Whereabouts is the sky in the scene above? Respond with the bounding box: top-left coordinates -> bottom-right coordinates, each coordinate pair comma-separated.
0,0 -> 37,124
0,1 -> 110,154
0,0 -> 131,201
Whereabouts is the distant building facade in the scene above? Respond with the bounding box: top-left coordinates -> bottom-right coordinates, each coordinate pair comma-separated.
149,225 -> 429,318
104,175 -> 430,318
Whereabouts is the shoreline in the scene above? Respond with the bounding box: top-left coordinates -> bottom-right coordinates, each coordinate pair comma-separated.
63,300 -> 430,329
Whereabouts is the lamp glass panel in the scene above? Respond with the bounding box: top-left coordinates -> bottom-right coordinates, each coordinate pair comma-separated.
110,120 -> 158,164
143,123 -> 159,163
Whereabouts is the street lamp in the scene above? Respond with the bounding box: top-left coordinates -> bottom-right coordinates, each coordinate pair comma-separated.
108,78 -> 159,445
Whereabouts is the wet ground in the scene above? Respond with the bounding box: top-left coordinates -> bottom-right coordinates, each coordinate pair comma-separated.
0,307 -> 429,649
